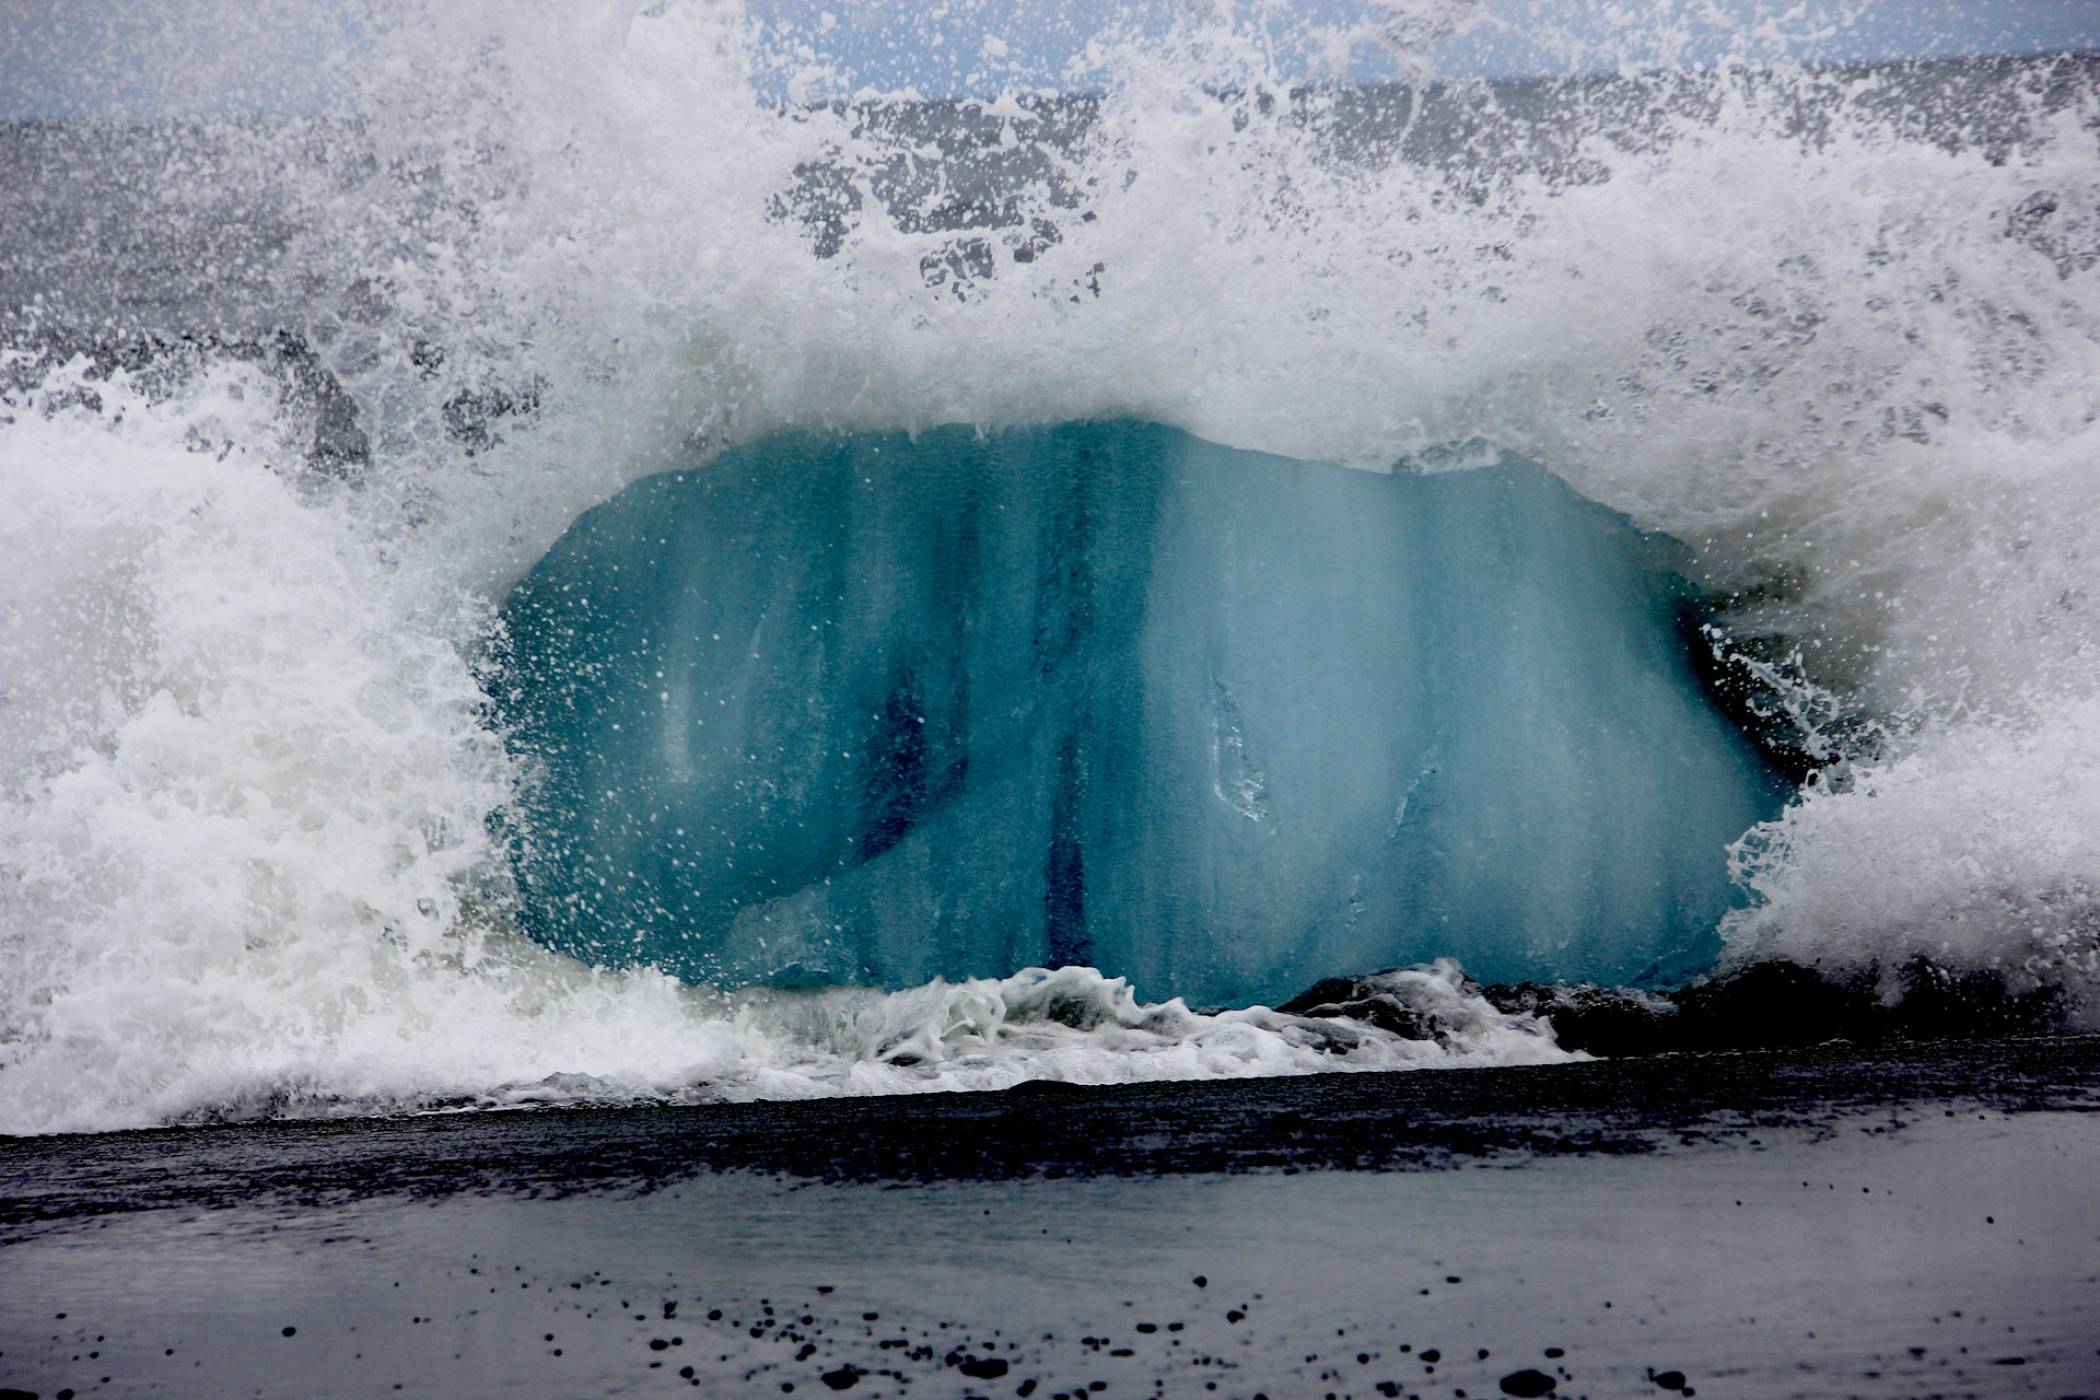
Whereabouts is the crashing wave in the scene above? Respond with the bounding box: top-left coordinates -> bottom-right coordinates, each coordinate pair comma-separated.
3,2 -> 2098,1133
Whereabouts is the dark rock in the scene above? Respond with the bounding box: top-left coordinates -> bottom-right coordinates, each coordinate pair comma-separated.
1286,953 -> 2068,1061
1663,958 -> 2064,1052
1477,981 -> 1680,1057
957,1356 -> 1009,1379
1499,1370 -> 1558,1397
820,1365 -> 864,1390
1275,975 -> 1434,1041
1652,1369 -> 1687,1390
1003,1079 -> 1090,1099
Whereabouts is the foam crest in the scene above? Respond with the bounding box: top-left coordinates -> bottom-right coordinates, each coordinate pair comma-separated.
4,1 -> 2099,1130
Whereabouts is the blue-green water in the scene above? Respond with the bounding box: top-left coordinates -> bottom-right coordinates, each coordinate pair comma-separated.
498,421 -> 1783,1006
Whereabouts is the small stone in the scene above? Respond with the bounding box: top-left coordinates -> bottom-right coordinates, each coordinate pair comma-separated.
820,1365 -> 863,1391
1499,1369 -> 1557,1397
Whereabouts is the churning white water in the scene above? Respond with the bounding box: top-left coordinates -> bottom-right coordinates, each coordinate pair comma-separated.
2,0 -> 2097,1133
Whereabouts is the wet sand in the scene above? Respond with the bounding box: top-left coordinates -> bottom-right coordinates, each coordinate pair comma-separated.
3,1036 -> 2097,1399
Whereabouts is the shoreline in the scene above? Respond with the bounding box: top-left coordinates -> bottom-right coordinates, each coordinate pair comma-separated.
4,1041 -> 2100,1400
2,1036 -> 2096,1398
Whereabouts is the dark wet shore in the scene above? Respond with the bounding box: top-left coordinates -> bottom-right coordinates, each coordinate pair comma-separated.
6,1033 -> 2098,1233
4,1036 -> 2099,1399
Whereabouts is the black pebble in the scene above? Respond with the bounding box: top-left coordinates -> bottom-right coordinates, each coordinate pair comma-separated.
1653,1369 -> 1688,1391
1499,1369 -> 1557,1397
281,1327 -> 297,1338
821,1365 -> 864,1391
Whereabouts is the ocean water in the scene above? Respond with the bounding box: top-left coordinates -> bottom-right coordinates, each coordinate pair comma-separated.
3,1 -> 2099,1135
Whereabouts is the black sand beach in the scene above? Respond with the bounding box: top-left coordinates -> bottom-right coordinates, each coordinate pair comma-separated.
5,1036 -> 2097,1399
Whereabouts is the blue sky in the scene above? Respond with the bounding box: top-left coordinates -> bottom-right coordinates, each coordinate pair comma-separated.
2,0 -> 2096,116
756,0 -> 2100,94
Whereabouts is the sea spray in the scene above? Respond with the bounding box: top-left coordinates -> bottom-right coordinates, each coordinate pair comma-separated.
3,1 -> 2097,1132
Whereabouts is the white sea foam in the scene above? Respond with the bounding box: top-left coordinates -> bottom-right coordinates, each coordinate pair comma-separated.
2,0 -> 2098,1132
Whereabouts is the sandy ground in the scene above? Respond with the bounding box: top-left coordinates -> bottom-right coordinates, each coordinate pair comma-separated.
3,1037 -> 2097,1399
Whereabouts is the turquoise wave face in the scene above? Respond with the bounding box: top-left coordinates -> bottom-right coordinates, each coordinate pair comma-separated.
497,421 -> 1785,1006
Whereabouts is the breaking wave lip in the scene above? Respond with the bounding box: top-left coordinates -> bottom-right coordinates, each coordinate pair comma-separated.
231,960 -> 1578,1127
4,2 -> 2100,1134
3,948 -> 1576,1137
